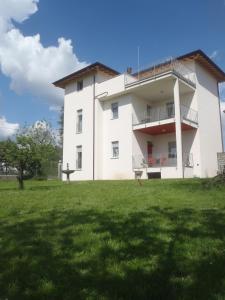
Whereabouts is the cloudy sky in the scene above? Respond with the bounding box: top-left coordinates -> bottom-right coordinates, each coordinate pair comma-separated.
0,0 -> 225,140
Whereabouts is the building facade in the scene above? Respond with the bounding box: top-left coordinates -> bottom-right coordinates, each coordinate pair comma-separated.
53,50 -> 225,180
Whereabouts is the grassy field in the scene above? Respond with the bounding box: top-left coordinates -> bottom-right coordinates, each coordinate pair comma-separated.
0,179 -> 225,300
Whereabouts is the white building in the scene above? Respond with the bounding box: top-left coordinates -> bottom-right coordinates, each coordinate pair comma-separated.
53,50 -> 225,180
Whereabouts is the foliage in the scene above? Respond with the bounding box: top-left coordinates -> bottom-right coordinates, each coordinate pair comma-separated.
0,121 -> 58,188
57,105 -> 64,149
202,173 -> 225,189
0,179 -> 225,299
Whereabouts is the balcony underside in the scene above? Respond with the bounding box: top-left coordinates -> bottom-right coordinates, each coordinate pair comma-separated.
133,121 -> 196,135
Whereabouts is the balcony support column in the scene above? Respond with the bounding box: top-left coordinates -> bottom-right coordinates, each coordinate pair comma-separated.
174,79 -> 184,178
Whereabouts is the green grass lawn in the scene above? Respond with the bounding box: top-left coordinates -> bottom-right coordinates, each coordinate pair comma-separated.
0,179 -> 225,300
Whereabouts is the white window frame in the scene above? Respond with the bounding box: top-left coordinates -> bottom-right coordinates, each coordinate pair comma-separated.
168,141 -> 177,159
111,102 -> 118,119
111,141 -> 119,159
77,80 -> 83,91
147,104 -> 152,120
166,102 -> 175,118
76,109 -> 83,133
76,145 -> 82,170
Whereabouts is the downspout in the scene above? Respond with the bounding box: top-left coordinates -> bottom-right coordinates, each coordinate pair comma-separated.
93,74 -> 96,180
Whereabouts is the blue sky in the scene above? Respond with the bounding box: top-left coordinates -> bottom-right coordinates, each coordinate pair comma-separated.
0,0 -> 225,138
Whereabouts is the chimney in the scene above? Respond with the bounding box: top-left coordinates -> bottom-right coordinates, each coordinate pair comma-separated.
126,67 -> 132,74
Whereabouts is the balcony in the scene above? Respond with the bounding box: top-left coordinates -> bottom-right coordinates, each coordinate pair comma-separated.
132,104 -> 198,135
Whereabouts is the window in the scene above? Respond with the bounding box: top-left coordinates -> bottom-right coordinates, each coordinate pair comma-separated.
112,141 -> 119,158
111,102 -> 118,119
166,102 -> 174,118
147,104 -> 152,121
77,80 -> 83,91
76,146 -> 82,169
76,109 -> 82,133
168,141 -> 177,158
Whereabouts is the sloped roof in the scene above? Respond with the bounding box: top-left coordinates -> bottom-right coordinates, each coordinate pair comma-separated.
53,62 -> 119,89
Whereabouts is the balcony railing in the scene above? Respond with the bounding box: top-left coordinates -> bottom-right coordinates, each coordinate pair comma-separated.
181,105 -> 198,124
132,152 -> 193,169
132,104 -> 198,126
125,58 -> 196,87
133,153 -> 177,169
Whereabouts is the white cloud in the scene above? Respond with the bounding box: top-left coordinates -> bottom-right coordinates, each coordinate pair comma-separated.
0,0 -> 38,30
0,0 -> 88,107
0,116 -> 19,139
210,50 -> 219,60
49,105 -> 61,112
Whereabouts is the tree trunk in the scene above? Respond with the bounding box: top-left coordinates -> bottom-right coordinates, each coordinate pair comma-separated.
17,168 -> 24,190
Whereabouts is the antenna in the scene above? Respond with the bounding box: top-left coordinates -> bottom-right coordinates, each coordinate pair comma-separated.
137,46 -> 140,80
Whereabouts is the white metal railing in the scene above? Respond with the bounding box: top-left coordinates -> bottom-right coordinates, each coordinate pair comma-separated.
125,58 -> 196,87
183,152 -> 194,168
133,153 -> 177,169
181,105 -> 198,124
132,104 -> 174,126
132,152 -> 193,169
132,104 -> 198,126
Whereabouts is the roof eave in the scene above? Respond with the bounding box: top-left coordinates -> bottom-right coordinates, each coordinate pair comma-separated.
53,62 -> 120,89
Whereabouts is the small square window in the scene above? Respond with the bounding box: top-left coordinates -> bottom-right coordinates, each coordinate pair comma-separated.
112,141 -> 119,158
77,80 -> 83,91
111,102 -> 118,119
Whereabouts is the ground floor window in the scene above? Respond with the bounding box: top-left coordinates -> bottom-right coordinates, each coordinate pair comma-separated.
76,145 -> 82,169
112,141 -> 119,158
168,141 -> 177,158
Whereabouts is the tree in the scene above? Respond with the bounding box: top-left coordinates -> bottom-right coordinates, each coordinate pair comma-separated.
58,105 -> 64,148
21,120 -> 60,178
0,136 -> 38,189
24,120 -> 56,146
0,121 -> 58,189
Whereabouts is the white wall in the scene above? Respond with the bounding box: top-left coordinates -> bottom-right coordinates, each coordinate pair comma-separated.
94,72 -> 114,179
63,75 -> 95,180
101,94 -> 133,179
95,74 -> 125,98
182,130 -> 201,177
63,71 -> 118,181
195,62 -> 223,177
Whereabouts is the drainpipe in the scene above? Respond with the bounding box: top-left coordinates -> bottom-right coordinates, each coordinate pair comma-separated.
93,74 -> 96,180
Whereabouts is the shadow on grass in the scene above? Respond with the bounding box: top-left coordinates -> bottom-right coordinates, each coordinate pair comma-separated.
0,206 -> 225,299
0,182 -> 62,192
28,184 -> 62,191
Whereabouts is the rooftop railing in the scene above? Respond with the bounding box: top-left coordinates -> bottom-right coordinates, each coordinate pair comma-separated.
125,58 -> 196,87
